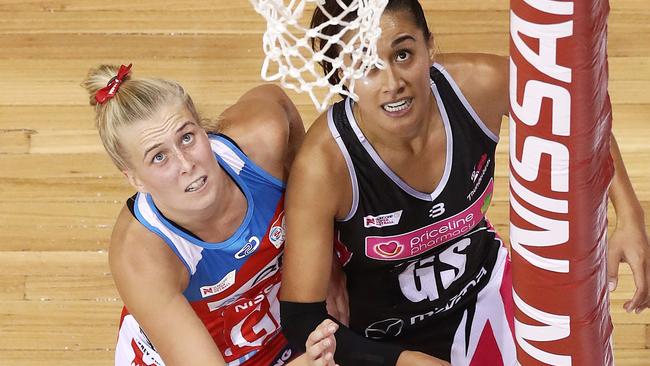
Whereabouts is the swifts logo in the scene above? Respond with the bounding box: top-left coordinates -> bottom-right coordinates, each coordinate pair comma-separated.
235,236 -> 260,259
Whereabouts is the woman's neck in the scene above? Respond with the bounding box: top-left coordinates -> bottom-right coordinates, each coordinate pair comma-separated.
157,167 -> 247,243
353,94 -> 440,155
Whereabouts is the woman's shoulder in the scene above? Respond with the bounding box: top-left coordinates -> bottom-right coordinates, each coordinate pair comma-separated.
436,53 -> 507,71
216,84 -> 300,179
109,205 -> 185,288
297,111 -> 344,169
287,110 -> 352,218
436,53 -> 508,91
218,84 -> 291,148
110,205 -> 159,267
290,110 -> 350,193
436,53 -> 509,133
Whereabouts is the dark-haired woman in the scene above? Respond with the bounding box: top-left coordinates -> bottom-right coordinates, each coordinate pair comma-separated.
279,1 -> 649,365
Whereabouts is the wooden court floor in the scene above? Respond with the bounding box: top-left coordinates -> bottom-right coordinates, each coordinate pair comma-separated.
0,0 -> 648,365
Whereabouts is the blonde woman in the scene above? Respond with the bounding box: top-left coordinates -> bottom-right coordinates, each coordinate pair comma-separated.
83,64 -> 338,366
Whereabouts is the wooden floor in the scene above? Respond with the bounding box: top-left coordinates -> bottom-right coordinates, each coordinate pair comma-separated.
0,0 -> 648,365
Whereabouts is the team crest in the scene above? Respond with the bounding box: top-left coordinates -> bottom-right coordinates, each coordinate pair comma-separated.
268,211 -> 286,249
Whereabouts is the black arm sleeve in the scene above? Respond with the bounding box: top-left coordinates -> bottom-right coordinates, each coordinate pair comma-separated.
280,300 -> 404,366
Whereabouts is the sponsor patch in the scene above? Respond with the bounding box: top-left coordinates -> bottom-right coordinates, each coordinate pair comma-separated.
468,156 -> 491,201
200,270 -> 236,298
207,258 -> 281,311
365,180 -> 492,261
365,318 -> 404,340
364,210 -> 403,228
374,241 -> 403,258
471,153 -> 488,183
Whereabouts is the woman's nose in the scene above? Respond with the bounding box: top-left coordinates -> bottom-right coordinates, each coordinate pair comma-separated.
382,66 -> 406,95
176,149 -> 194,174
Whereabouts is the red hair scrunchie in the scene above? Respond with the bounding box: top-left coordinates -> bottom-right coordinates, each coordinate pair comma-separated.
95,63 -> 132,104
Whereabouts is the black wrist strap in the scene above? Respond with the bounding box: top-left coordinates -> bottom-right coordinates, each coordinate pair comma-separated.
280,300 -> 404,366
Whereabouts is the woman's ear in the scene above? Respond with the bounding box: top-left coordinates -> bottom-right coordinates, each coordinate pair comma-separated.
123,169 -> 147,192
427,34 -> 436,62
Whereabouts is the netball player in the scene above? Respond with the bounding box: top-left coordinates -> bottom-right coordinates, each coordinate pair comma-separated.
82,64 -> 339,366
279,0 -> 650,365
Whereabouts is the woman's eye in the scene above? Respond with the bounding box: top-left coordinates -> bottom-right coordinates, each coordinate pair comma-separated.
396,50 -> 410,62
182,133 -> 194,144
152,153 -> 166,163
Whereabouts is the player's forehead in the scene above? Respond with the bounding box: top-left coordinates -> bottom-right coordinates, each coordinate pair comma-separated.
338,10 -> 421,52
119,104 -> 196,157
377,10 -> 425,46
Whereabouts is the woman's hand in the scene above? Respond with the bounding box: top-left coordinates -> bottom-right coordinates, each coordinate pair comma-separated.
304,319 -> 339,366
607,220 -> 650,313
607,135 -> 650,314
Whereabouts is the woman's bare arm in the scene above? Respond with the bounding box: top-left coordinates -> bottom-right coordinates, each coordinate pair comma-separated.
110,207 -> 226,365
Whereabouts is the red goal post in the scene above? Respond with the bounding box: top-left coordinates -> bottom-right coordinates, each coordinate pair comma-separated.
509,0 -> 614,364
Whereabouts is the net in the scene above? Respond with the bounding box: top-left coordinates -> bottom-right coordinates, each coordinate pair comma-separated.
250,0 -> 388,111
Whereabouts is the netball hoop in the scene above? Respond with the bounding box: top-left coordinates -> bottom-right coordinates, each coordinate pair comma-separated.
250,0 -> 388,111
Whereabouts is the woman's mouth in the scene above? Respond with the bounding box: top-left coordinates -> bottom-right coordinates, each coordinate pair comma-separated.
185,176 -> 207,193
382,98 -> 413,113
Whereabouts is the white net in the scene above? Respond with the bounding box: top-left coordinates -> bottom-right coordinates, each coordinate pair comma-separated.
250,0 -> 388,111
